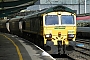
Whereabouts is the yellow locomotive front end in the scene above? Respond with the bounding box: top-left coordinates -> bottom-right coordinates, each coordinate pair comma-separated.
43,12 -> 76,54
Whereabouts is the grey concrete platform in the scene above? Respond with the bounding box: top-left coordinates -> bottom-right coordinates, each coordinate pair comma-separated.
0,33 -> 55,60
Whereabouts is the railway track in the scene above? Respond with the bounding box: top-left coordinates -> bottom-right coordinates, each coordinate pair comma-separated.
68,46 -> 90,60
76,38 -> 90,50
68,50 -> 90,60
73,38 -> 90,60
76,38 -> 90,44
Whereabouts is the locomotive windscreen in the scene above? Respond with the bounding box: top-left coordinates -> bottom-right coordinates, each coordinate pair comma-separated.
45,15 -> 59,25
61,15 -> 74,24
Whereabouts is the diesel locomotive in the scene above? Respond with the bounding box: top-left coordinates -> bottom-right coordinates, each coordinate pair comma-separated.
0,5 -> 76,54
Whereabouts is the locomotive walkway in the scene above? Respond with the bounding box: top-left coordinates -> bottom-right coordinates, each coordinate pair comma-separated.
0,32 -> 55,60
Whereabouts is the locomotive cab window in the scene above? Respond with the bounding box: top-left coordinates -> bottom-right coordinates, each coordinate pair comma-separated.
61,15 -> 74,24
45,15 -> 59,25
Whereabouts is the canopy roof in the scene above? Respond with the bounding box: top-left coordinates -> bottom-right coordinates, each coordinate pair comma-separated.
0,0 -> 37,17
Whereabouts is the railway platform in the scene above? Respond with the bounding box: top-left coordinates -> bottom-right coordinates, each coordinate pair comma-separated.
0,32 -> 55,60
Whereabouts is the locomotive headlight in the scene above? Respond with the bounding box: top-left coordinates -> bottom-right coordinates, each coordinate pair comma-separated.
68,34 -> 75,38
46,34 -> 50,37
45,34 -> 52,38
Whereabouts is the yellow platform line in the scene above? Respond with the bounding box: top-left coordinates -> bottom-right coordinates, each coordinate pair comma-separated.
1,34 -> 23,60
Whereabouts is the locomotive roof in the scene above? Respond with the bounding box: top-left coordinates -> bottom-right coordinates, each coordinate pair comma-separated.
10,17 -> 23,22
24,5 -> 75,19
44,5 -> 75,13
0,19 -> 9,23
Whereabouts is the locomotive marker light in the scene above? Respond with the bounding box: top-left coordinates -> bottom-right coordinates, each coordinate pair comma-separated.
58,32 -> 61,37
68,34 -> 75,38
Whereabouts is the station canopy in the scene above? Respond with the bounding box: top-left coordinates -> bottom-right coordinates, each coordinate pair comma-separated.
0,0 -> 37,17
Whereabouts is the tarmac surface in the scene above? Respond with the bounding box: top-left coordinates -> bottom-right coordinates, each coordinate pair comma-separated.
0,32 -> 55,60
